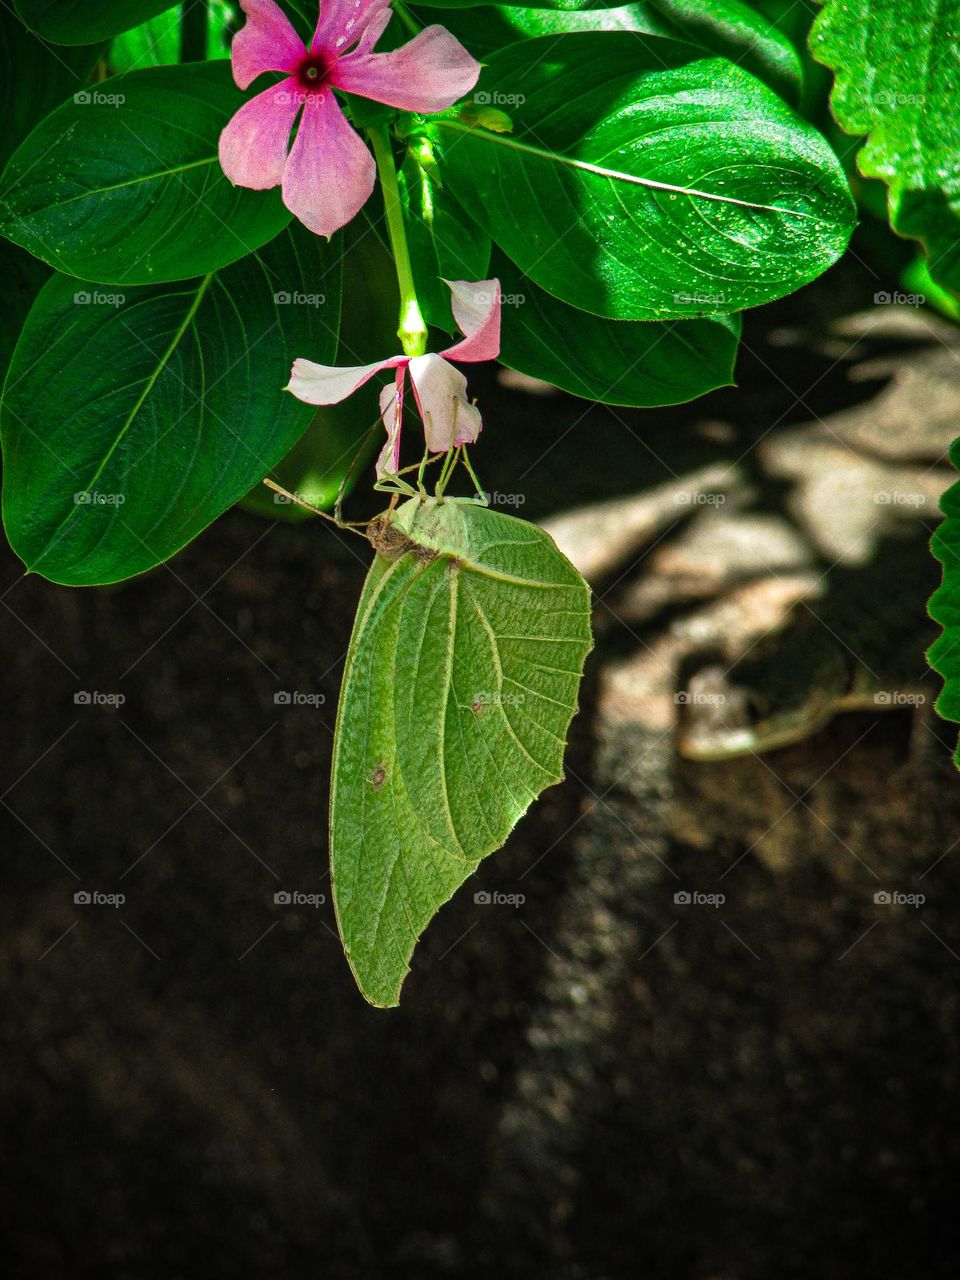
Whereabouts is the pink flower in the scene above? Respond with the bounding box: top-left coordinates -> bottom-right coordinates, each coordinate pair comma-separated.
218,0 -> 479,237
287,279 -> 501,478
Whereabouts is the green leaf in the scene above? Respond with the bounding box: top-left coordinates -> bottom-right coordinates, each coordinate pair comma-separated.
0,242 -> 49,382
13,0 -> 175,43
398,150 -> 491,331
648,0 -> 803,104
811,0 -> 960,294
0,61 -> 291,286
492,251 -> 741,406
0,9 -> 104,171
331,497 -> 593,1007
1,222 -> 341,586
928,440 -> 960,763
413,0 -> 634,8
431,33 -> 855,321
408,2 -> 676,60
109,1 -> 235,71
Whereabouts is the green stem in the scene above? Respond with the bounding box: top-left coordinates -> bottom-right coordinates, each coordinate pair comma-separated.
368,125 -> 428,358
393,2 -> 422,38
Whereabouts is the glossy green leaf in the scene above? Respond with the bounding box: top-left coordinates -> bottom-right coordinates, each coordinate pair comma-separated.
1,223 -> 341,586
408,2 -> 675,60
431,33 -> 855,321
331,498 -> 593,1006
109,1 -> 235,71
492,251 -> 741,406
648,0 -> 803,104
398,152 -> 491,331
13,0 -> 175,43
928,440 -> 960,764
0,61 -> 291,286
413,0 -> 633,8
812,0 -> 960,294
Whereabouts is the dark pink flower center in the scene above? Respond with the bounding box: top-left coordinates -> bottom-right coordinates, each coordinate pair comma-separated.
295,52 -> 332,94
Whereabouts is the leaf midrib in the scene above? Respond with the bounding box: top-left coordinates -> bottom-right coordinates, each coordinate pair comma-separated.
4,155 -> 220,219
433,119 -> 819,221
30,272 -> 214,570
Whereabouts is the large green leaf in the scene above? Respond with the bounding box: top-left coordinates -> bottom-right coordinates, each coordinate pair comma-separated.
492,251 -> 741,405
413,0 -> 633,8
408,2 -> 676,59
811,0 -> 960,294
0,61 -> 291,286
1,223 -> 341,586
928,440 -> 960,764
648,0 -> 803,104
331,497 -> 592,1006
13,0 -> 174,43
431,33 -> 855,321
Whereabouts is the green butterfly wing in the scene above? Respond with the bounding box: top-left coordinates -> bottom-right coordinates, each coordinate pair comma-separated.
330,497 -> 593,1007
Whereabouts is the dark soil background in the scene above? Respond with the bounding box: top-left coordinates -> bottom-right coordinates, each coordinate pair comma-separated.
3,260 -> 960,1278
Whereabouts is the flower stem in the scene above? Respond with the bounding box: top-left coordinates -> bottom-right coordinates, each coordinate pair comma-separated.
368,125 -> 428,359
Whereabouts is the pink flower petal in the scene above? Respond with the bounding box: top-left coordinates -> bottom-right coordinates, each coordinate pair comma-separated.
441,279 -> 502,363
231,0 -> 304,90
286,353 -> 407,406
333,25 -> 480,114
375,368 -> 406,479
281,91 -> 377,236
218,77 -> 301,190
408,354 -> 483,452
312,0 -> 390,55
